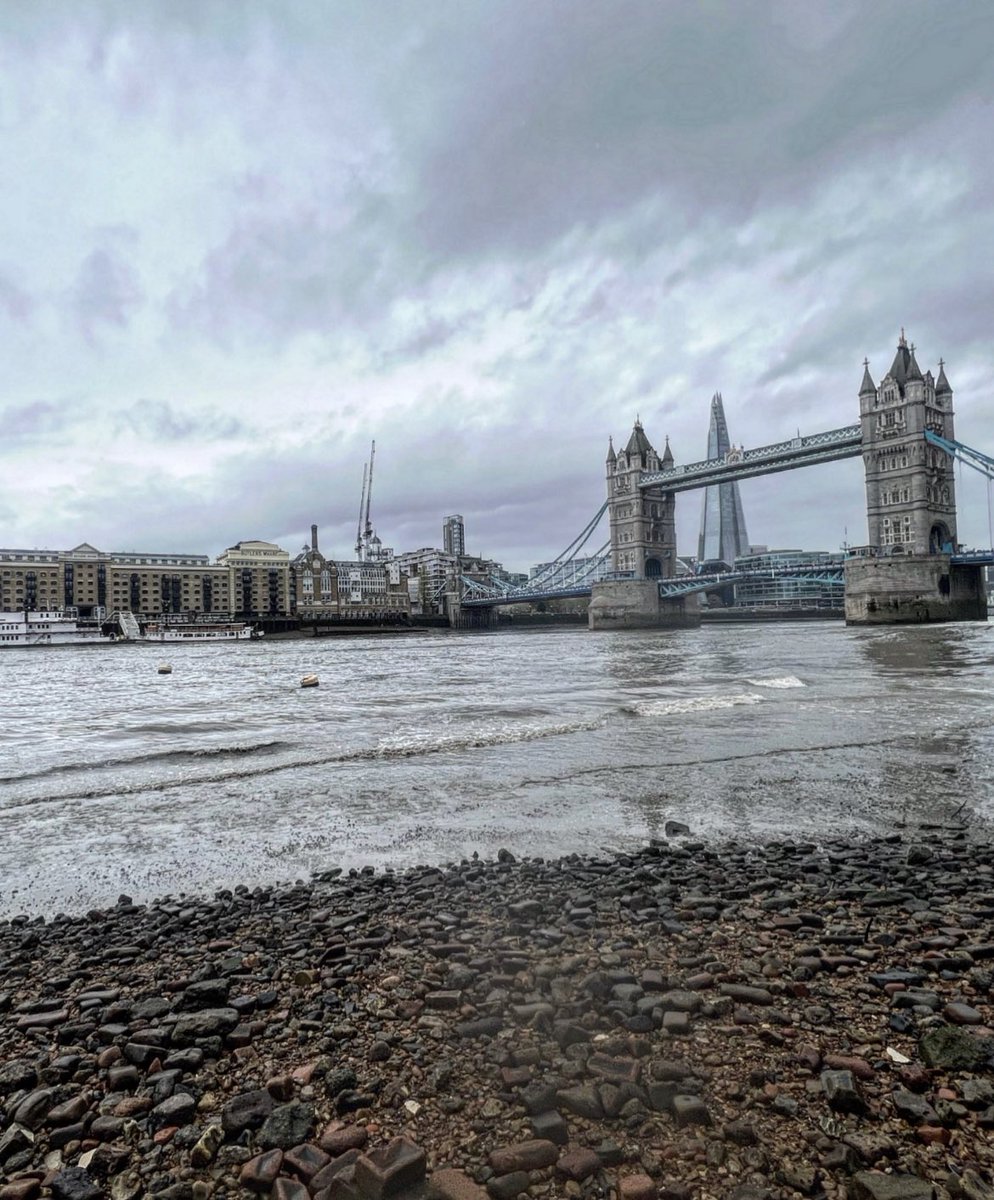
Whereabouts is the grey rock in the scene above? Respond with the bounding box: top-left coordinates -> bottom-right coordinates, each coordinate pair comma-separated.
258,1100 -> 315,1150
0,1059 -> 38,1095
50,1167 -> 103,1200
849,1172 -> 935,1200
822,1069 -> 866,1115
557,1084 -> 603,1119
221,1088 -> 274,1135
920,1025 -> 994,1069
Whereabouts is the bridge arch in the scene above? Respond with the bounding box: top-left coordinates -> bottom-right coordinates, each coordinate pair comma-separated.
930,521 -> 951,554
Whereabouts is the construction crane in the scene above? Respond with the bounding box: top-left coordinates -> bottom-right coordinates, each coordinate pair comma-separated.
364,440 -> 376,553
354,461 -> 368,559
355,440 -> 383,562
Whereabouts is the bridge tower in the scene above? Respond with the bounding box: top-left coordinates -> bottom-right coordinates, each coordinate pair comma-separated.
605,419 -> 676,579
859,332 -> 958,554
846,332 -> 986,624
590,419 -> 698,629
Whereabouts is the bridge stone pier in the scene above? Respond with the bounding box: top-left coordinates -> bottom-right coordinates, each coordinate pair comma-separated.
590,332 -> 987,631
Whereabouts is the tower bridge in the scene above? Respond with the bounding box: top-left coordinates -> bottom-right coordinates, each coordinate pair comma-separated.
455,333 -> 992,628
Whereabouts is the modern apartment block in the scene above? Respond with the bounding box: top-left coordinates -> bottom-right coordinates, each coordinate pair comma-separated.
442,514 -> 465,557
392,547 -> 459,614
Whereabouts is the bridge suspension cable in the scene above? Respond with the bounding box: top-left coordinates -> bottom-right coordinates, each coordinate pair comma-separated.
924,430 -> 994,481
527,502 -> 609,589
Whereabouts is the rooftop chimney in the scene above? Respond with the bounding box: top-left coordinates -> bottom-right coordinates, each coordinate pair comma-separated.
311,524 -> 319,552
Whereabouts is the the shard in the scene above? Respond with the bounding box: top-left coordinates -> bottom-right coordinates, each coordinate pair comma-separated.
697,392 -> 750,569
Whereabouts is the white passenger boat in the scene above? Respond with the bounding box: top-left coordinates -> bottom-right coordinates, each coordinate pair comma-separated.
0,609 -> 112,648
140,621 -> 261,642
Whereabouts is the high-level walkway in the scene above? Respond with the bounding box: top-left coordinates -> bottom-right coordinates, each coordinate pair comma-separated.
639,424 -> 862,492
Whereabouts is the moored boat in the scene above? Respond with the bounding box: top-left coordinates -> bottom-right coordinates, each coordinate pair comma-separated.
0,609 -> 113,648
140,621 -> 261,642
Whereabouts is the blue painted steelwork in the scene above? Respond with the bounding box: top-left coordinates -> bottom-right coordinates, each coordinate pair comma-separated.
639,424 -> 862,492
924,430 -> 994,481
951,550 -> 994,565
657,564 -> 845,600
462,560 -> 846,607
462,542 -> 612,607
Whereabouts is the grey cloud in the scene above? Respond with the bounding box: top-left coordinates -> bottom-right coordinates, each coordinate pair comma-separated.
69,243 -> 144,342
408,2 -> 994,258
1,399 -> 80,442
112,400 -> 244,443
166,192 -> 409,347
0,272 -> 34,322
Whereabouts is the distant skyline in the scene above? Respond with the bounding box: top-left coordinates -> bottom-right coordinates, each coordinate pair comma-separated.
3,2 -> 994,572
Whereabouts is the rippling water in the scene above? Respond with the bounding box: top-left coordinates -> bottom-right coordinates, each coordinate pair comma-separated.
2,620 -> 993,917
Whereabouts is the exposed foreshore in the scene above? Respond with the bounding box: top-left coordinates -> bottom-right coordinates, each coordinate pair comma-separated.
1,830 -> 992,1200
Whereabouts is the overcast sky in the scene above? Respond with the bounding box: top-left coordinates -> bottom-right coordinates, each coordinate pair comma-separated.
3,1 -> 994,572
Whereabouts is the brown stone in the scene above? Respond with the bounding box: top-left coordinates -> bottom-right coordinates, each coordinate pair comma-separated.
285,1142 -> 332,1182
587,1054 -> 641,1085
273,1180 -> 311,1200
0,1180 -> 42,1200
240,1149 -> 284,1193
556,1147 -> 602,1182
823,1054 -> 875,1080
267,1074 -> 295,1100
428,1168 -> 488,1200
320,1124 -> 370,1155
488,1139 -> 559,1175
354,1136 -> 427,1199
113,1096 -> 152,1118
46,1097 -> 89,1126
311,1148 -> 363,1193
620,1175 -> 658,1200
944,1002 -> 982,1025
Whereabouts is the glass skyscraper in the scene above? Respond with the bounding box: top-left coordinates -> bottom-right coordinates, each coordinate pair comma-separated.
697,393 -> 750,569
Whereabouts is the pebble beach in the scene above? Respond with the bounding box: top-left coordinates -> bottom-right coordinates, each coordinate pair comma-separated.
1,827 -> 993,1200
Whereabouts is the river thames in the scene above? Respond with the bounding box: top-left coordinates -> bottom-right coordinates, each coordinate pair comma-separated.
1,620 -> 992,917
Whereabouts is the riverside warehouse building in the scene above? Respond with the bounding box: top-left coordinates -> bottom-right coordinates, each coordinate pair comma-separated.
0,535 -> 411,623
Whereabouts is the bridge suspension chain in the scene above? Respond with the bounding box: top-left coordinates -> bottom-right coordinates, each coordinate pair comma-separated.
924,430 -> 994,481
527,502 -> 608,589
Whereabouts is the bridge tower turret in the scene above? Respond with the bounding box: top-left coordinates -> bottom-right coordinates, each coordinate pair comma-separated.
859,331 -> 958,555
606,419 -> 675,579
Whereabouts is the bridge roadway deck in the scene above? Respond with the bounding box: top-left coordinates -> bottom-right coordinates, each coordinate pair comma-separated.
461,552 -> 993,607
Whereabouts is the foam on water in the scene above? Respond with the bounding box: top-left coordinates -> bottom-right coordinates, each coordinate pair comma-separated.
623,692 -> 764,717
375,715 -> 607,757
746,675 -> 806,689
